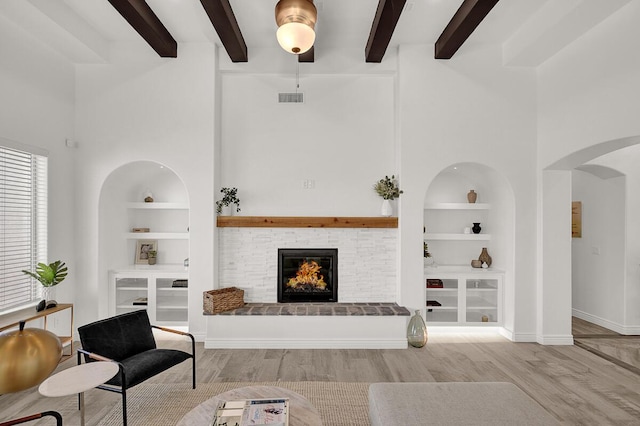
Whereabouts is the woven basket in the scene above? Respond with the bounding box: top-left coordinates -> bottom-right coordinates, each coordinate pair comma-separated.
203,287 -> 244,314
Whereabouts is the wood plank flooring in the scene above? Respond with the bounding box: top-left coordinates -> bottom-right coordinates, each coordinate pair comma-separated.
1,324 -> 639,425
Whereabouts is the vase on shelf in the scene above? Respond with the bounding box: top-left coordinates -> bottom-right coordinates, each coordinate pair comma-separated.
221,205 -> 232,216
381,199 -> 393,217
467,190 -> 477,203
472,222 -> 481,234
479,247 -> 492,267
407,310 -> 428,348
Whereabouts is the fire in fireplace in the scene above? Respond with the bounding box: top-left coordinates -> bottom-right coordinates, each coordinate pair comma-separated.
278,248 -> 338,303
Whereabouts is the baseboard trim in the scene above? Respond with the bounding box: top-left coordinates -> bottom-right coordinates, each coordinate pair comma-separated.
536,334 -> 574,345
572,309 -> 640,335
204,338 -> 408,349
510,332 -> 537,342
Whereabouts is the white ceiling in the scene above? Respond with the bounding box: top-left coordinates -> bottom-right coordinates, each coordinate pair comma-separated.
0,0 -> 632,65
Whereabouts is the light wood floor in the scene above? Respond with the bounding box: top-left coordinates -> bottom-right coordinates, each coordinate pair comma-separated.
2,321 -> 639,425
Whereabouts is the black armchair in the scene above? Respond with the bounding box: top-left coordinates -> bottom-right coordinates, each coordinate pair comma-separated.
77,310 -> 195,426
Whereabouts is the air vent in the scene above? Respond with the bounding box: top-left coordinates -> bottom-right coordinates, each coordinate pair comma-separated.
279,93 -> 304,103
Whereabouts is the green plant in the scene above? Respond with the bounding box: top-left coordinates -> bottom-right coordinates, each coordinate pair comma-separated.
22,260 -> 68,287
423,242 -> 431,258
215,187 -> 241,214
148,250 -> 157,258
373,175 -> 403,200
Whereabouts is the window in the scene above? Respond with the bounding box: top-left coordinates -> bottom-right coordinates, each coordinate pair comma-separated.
0,143 -> 47,312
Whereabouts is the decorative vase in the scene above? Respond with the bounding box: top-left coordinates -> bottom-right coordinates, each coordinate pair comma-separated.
467,189 -> 477,203
472,222 -> 481,234
148,257 -> 156,265
41,286 -> 54,303
221,205 -> 232,216
478,247 -> 492,267
381,199 -> 393,217
407,310 -> 428,348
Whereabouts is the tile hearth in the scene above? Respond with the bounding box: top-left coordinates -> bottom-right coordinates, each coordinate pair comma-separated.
215,303 -> 410,316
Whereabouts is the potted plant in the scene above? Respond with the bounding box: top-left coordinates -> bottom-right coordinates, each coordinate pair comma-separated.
373,175 -> 403,216
147,250 -> 157,265
215,187 -> 241,215
22,260 -> 68,309
423,242 -> 434,266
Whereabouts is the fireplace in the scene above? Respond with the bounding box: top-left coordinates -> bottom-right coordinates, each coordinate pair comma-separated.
278,248 -> 338,303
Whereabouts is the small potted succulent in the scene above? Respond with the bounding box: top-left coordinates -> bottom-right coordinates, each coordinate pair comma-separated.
147,250 -> 157,265
423,242 -> 434,266
373,175 -> 403,216
215,187 -> 241,215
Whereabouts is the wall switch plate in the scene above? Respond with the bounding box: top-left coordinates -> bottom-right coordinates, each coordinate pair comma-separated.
303,179 -> 315,189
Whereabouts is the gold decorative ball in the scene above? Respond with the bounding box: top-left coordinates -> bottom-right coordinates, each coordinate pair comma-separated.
0,326 -> 62,394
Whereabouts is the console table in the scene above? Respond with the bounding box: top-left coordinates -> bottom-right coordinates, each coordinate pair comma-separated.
0,303 -> 74,361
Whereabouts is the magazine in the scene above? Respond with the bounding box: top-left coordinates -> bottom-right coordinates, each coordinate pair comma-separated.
211,398 -> 289,426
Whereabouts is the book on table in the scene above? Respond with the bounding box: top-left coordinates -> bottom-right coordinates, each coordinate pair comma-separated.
211,398 -> 289,426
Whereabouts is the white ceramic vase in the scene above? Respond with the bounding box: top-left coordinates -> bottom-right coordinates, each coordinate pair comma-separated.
381,199 -> 393,217
221,205 -> 232,216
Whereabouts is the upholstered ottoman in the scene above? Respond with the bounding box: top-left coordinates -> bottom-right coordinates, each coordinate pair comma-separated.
369,382 -> 560,425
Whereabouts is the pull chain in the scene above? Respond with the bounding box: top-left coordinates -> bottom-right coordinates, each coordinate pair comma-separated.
296,61 -> 300,94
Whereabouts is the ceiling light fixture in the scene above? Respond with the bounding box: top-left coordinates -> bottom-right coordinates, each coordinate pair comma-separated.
275,0 -> 317,54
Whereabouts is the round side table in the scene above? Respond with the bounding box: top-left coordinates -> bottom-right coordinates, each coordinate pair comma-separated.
39,361 -> 119,426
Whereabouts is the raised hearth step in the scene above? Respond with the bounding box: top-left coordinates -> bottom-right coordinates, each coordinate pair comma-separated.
211,302 -> 410,316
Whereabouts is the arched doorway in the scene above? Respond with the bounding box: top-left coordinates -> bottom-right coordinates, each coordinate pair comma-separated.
541,135 -> 640,343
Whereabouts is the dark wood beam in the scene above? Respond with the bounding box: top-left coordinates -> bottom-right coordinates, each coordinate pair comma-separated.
199,0 -> 248,62
365,0 -> 407,63
435,0 -> 499,59
298,46 -> 314,63
108,0 -> 177,57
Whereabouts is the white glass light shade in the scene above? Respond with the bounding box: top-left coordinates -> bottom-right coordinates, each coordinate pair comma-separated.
277,22 -> 315,54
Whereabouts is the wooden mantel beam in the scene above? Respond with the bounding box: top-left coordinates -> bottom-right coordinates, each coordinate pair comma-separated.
365,0 -> 407,63
199,0 -> 248,62
435,0 -> 499,59
108,0 -> 177,57
217,216 -> 398,229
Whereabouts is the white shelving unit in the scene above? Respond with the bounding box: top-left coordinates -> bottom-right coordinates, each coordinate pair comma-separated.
425,266 -> 503,325
108,200 -> 190,327
424,202 -> 503,326
109,266 -> 188,327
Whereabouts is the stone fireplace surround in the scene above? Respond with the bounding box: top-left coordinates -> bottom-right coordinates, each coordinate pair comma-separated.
205,217 -> 408,349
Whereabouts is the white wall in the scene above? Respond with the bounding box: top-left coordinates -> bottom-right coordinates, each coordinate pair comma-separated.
583,146 -> 640,332
571,169 -> 625,328
0,14 -> 76,304
74,43 -> 216,339
538,1 -> 640,168
397,43 -> 537,340
219,72 -> 396,216
537,1 -> 640,338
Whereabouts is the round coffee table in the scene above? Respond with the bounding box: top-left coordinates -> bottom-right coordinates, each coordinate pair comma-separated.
177,385 -> 322,426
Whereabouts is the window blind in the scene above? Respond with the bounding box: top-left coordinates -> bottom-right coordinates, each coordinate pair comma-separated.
0,145 -> 47,312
